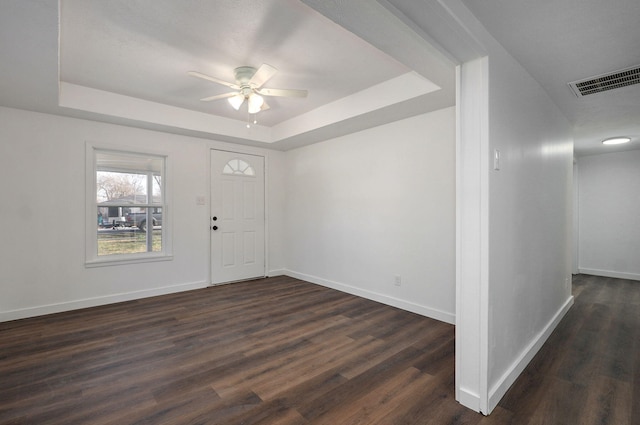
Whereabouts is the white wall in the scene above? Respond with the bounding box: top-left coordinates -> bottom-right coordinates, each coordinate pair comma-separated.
485,49 -> 574,410
1,105 -> 455,324
0,107 -> 285,321
283,108 -> 456,323
453,10 -> 574,412
577,150 -> 640,280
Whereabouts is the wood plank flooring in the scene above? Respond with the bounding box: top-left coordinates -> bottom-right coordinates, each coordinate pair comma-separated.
0,274 -> 637,424
493,273 -> 639,425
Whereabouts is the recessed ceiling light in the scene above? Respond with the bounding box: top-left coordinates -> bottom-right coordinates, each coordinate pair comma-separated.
602,137 -> 631,145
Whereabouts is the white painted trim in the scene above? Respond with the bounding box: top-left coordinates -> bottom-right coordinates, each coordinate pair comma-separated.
263,155 -> 271,282
85,254 -> 173,268
458,387 -> 481,413
284,270 -> 455,325
0,281 -> 209,323
455,56 -> 490,413
478,56 -> 491,416
267,269 -> 286,277
60,82 -> 272,143
455,63 -> 462,403
487,295 -> 574,412
85,141 -> 174,265
271,72 -> 440,141
572,161 -> 580,275
578,269 -> 640,282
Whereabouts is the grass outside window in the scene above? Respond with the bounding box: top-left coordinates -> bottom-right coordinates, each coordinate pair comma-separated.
97,229 -> 162,256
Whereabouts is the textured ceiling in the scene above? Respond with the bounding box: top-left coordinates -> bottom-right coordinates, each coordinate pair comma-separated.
2,1 -> 638,155
59,0 -> 411,127
462,0 -> 640,156
0,0 -> 456,149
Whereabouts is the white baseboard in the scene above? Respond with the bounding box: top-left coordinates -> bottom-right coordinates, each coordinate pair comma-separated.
487,295 -> 574,413
578,268 -> 640,282
284,269 -> 455,325
0,280 -> 209,323
457,387 -> 481,413
267,268 -> 286,277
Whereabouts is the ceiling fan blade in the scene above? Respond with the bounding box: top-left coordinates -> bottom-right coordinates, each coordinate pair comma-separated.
188,71 -> 239,89
249,63 -> 277,88
199,92 -> 239,102
256,87 -> 308,98
260,101 -> 270,111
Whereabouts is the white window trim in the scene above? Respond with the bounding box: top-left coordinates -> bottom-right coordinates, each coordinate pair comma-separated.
85,142 -> 173,267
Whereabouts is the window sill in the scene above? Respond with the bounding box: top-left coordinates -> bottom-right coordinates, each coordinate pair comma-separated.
85,254 -> 173,268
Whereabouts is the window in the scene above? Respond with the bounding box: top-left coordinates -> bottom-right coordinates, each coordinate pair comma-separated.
223,158 -> 255,176
86,146 -> 170,265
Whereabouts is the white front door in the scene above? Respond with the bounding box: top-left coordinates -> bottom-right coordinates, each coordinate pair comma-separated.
210,150 -> 265,284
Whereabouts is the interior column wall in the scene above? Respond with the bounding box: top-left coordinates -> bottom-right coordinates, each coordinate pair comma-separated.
452,2 -> 574,413
485,45 -> 574,412
455,57 -> 490,412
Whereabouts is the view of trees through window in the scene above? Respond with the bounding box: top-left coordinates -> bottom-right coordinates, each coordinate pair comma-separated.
95,150 -> 164,257
97,172 -> 147,203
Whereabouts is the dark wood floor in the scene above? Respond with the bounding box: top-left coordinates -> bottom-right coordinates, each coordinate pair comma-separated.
493,273 -> 639,425
0,274 -> 637,424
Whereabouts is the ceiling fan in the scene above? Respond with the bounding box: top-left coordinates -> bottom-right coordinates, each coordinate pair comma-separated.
188,64 -> 308,114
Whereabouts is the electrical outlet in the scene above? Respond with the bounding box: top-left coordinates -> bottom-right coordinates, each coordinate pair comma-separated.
394,275 -> 402,286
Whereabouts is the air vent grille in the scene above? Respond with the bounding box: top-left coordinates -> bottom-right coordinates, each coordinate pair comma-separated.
568,65 -> 640,97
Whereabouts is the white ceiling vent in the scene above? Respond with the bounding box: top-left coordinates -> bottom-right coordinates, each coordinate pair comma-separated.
568,64 -> 640,97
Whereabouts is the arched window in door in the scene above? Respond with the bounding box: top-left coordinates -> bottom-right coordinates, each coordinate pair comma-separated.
222,158 -> 255,176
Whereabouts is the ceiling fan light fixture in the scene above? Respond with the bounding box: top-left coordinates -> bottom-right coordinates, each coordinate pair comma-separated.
602,137 -> 631,145
247,93 -> 264,114
190,64 -> 308,116
228,94 -> 244,110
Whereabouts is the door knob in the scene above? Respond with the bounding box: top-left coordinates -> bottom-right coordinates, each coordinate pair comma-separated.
212,216 -> 218,221
212,225 -> 218,231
